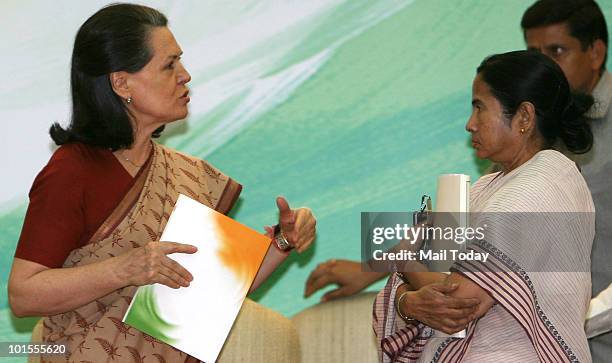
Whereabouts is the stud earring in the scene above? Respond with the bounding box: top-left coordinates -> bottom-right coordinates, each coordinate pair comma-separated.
520,128 -> 525,134
127,96 -> 132,104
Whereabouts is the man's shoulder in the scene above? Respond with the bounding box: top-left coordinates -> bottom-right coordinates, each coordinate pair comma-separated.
588,71 -> 612,119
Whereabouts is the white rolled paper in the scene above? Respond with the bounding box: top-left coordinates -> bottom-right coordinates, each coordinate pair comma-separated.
434,174 -> 470,214
432,174 -> 471,339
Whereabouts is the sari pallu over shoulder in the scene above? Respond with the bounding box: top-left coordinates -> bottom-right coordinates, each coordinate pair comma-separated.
445,241 -> 581,363
40,142 -> 242,363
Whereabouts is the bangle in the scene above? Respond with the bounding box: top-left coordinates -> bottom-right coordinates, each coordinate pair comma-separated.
396,291 -> 417,323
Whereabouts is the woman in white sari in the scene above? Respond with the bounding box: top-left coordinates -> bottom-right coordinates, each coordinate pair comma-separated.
373,50 -> 595,362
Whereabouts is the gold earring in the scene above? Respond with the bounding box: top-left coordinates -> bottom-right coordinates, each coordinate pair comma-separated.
520,128 -> 525,134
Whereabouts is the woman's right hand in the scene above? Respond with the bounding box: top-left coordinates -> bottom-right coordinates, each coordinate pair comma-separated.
114,241 -> 197,289
398,282 -> 480,334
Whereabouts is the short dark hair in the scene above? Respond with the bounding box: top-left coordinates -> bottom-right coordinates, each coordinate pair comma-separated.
50,3 -> 168,150
521,0 -> 608,70
477,50 -> 593,154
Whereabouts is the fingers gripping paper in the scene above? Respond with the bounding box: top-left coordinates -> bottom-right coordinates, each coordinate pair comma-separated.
123,194 -> 271,362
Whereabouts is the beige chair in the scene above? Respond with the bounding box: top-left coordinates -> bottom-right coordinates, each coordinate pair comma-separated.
292,292 -> 378,363
28,293 -> 378,362
218,298 -> 301,362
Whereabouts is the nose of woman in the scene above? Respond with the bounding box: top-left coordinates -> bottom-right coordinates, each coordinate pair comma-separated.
465,113 -> 477,133
177,64 -> 191,85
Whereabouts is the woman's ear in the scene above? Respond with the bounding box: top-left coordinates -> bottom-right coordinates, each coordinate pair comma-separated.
516,101 -> 536,134
109,71 -> 130,100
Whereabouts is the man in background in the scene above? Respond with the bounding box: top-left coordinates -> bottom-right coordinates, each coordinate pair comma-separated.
305,1 -> 612,360
523,1 -> 611,361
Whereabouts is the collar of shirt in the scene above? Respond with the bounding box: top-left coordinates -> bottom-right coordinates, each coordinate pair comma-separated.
586,71 -> 612,119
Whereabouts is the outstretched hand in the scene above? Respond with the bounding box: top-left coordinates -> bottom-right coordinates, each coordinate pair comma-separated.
305,259 -> 383,301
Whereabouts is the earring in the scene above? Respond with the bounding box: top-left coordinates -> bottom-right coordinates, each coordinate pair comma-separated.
126,96 -> 132,104
520,128 -> 525,134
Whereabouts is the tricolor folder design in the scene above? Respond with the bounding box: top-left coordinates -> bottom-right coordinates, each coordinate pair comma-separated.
123,194 -> 271,362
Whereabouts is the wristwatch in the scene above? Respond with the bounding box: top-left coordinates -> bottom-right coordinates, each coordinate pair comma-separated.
273,225 -> 294,252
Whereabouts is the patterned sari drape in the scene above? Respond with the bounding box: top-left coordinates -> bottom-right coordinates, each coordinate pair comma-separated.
41,143 -> 242,363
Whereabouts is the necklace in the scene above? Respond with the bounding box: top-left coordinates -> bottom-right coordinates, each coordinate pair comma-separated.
119,142 -> 152,168
120,152 -> 144,168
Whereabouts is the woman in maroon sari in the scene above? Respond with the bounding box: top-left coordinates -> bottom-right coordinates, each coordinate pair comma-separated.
7,4 -> 316,362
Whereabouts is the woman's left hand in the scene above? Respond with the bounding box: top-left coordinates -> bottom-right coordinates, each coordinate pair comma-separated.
274,196 -> 316,253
